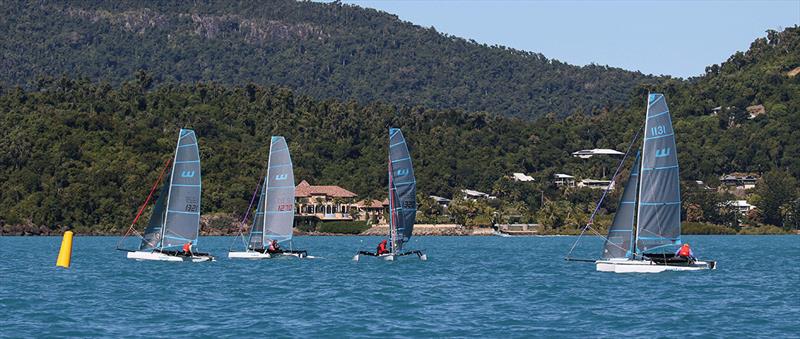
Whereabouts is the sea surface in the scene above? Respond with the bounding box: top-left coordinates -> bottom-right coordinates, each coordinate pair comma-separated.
0,235 -> 798,338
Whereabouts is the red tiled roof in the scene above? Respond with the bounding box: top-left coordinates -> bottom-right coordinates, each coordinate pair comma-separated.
355,199 -> 384,208
295,180 -> 357,198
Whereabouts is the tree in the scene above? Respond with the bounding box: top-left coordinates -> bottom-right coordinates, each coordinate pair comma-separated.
754,170 -> 798,227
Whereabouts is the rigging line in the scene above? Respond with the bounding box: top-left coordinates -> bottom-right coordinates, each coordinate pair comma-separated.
229,175 -> 264,252
566,125 -> 643,259
116,157 -> 172,250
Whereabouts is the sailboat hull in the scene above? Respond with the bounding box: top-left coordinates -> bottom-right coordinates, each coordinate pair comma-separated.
228,251 -> 271,259
127,250 -> 214,262
353,251 -> 427,262
228,251 -> 311,259
596,258 -> 716,273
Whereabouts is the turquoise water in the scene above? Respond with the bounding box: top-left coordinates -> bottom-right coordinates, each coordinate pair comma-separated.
0,235 -> 797,337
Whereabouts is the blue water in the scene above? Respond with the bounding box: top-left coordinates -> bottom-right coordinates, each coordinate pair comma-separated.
0,235 -> 798,337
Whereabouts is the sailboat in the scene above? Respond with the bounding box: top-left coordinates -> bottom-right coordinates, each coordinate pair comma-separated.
229,136 -> 309,259
354,128 -> 427,261
595,93 -> 715,273
123,129 -> 214,262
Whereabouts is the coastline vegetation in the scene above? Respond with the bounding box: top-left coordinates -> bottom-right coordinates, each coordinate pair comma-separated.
0,9 -> 797,236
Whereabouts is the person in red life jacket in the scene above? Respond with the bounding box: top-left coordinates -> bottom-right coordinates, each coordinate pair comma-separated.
268,239 -> 281,253
376,239 -> 390,255
675,243 -> 694,261
182,241 -> 193,256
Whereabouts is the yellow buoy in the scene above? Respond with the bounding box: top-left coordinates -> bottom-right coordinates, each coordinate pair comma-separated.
56,230 -> 74,268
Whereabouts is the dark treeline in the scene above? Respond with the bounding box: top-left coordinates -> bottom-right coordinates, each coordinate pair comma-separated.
1,0 -> 656,119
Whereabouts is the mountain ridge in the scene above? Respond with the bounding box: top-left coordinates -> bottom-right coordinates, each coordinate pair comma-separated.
1,0 -> 659,119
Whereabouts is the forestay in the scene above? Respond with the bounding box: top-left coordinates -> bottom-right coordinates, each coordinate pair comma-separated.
263,136 -> 295,244
636,93 -> 681,253
388,128 -> 417,252
161,129 -> 202,250
601,152 -> 640,259
247,179 -> 267,250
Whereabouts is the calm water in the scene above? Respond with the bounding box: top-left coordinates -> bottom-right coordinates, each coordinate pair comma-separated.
0,235 -> 798,337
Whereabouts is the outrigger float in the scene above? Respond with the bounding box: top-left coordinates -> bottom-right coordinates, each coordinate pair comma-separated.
228,136 -> 312,260
567,94 -> 716,273
117,129 -> 214,262
354,128 -> 427,262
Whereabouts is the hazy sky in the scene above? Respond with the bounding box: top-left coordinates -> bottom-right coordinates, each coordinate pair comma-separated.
341,0 -> 800,78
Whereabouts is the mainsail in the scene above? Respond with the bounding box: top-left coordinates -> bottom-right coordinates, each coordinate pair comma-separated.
388,128 -> 416,252
601,152 -> 640,259
161,129 -> 202,250
263,136 -> 295,244
636,93 -> 681,253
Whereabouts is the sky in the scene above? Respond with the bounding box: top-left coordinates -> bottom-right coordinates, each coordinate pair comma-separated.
341,0 -> 800,78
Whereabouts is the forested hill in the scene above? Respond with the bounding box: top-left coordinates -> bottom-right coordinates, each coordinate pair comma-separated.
1,0 -> 656,119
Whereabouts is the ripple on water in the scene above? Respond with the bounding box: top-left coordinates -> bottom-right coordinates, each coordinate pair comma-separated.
0,235 -> 798,337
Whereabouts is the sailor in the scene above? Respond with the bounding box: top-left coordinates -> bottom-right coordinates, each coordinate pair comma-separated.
676,243 -> 694,260
182,241 -> 193,256
376,239 -> 389,255
268,239 -> 281,253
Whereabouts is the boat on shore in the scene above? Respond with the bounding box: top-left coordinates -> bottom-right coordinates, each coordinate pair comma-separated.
119,128 -> 214,262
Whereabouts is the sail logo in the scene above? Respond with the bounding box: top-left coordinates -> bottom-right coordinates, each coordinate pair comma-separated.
180,171 -> 195,178
395,168 -> 409,177
655,148 -> 671,158
274,174 -> 288,181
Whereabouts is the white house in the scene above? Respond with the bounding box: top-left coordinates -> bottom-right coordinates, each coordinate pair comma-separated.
553,173 -> 576,187
511,173 -> 535,182
578,179 -> 615,190
724,200 -> 756,214
572,148 -> 624,158
461,189 -> 495,200
430,195 -> 451,207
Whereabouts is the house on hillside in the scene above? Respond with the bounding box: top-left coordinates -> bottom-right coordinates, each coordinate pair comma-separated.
430,195 -> 451,208
723,200 -> 756,215
553,173 -> 576,187
511,172 -> 535,182
571,148 -> 624,158
720,173 -> 759,190
295,180 -> 359,222
461,189 -> 495,200
354,199 -> 388,223
746,104 -> 766,119
578,179 -> 615,190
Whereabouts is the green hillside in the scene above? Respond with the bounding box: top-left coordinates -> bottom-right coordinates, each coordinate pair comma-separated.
0,12 -> 797,234
0,0 -> 656,119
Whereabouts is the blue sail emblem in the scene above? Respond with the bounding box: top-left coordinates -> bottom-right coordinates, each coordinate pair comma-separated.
180,170 -> 195,178
395,168 -> 409,177
655,148 -> 671,158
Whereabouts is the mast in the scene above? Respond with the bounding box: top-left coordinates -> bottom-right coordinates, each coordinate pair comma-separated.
631,153 -> 641,258
388,151 -> 397,253
633,93 -> 650,256
262,143 -> 272,248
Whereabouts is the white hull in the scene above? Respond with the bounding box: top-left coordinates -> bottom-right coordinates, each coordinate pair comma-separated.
228,251 -> 312,259
353,252 -> 427,262
596,258 -> 716,273
126,251 -> 214,262
228,251 -> 271,259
